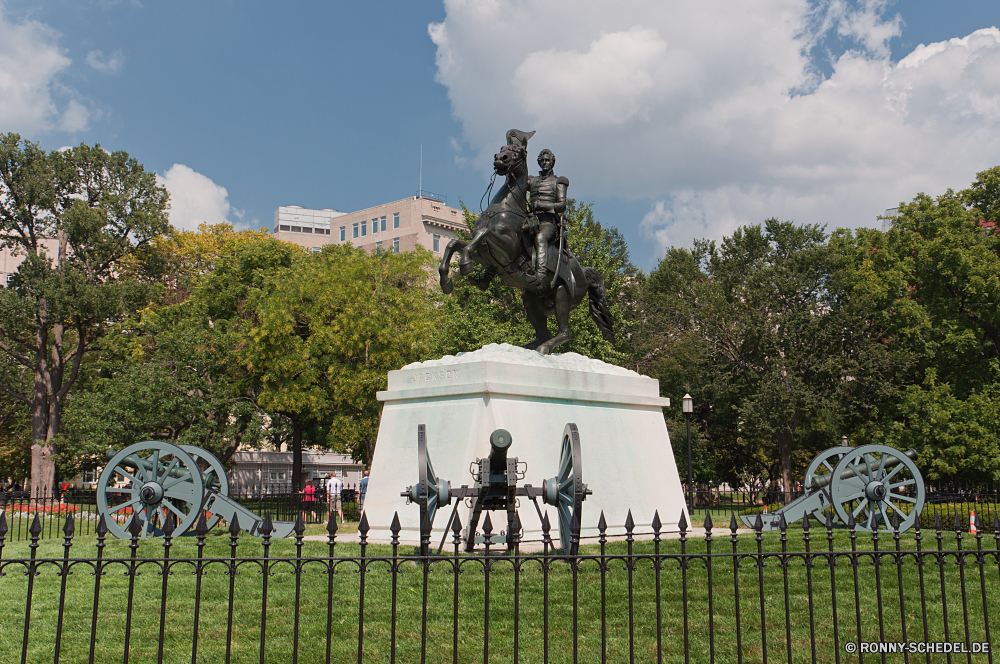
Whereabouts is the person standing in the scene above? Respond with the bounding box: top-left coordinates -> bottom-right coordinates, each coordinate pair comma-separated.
359,470 -> 369,513
326,472 -> 343,523
300,479 -> 317,522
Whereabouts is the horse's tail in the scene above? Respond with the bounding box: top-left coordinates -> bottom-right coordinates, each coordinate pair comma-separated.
583,267 -> 615,343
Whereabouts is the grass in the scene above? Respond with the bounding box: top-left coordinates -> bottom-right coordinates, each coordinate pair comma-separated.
2,516 -> 999,664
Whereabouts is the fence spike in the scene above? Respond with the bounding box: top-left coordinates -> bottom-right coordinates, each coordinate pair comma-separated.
230,514 -> 242,537
511,512 -> 522,545
195,512 -> 209,537
625,509 -> 635,533
825,510 -> 834,532
678,510 -> 688,533
162,512 -> 175,538
753,512 -> 763,532
293,514 -> 305,537
452,512 -> 463,535
729,513 -> 738,533
327,510 -> 338,536
891,510 -> 900,532
541,512 -> 551,535
994,512 -> 1000,532
390,512 -> 401,538
704,511 -> 713,532
260,512 -> 274,538
482,512 -> 493,537
846,512 -> 856,531
597,510 -> 607,534
933,509 -> 942,532
778,512 -> 787,532
801,512 -> 809,533
358,511 -> 370,537
0,511 -> 7,539
651,510 -> 662,534
96,514 -> 108,536
127,512 -> 142,539
63,513 -> 75,538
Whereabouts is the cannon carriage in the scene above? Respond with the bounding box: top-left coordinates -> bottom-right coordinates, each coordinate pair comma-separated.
97,441 -> 298,539
741,443 -> 926,532
402,423 -> 590,555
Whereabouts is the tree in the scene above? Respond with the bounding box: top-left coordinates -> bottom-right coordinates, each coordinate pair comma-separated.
433,201 -> 640,365
243,244 -> 437,485
835,167 -> 1000,480
61,225 -> 300,474
0,135 -> 169,494
643,220 -> 896,500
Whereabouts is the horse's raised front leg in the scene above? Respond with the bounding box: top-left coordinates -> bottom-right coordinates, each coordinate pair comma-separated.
537,285 -> 572,355
460,227 -> 492,276
439,239 -> 467,294
521,292 -> 552,351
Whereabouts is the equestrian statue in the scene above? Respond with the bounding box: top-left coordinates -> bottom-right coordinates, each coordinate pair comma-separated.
438,129 -> 615,355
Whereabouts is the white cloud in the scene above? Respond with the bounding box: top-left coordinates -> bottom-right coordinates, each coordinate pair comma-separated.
430,0 -> 1000,256
0,5 -> 92,135
157,164 -> 235,232
86,49 -> 123,74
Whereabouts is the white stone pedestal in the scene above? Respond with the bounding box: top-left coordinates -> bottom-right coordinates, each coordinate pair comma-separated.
362,344 -> 688,548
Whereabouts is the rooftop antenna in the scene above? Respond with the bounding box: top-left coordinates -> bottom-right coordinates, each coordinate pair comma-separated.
419,145 -> 422,199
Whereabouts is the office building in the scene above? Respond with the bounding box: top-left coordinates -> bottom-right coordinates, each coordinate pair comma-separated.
273,196 -> 466,256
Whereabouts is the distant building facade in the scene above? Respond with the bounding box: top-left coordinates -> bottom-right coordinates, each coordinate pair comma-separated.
273,196 -> 466,257
228,450 -> 363,492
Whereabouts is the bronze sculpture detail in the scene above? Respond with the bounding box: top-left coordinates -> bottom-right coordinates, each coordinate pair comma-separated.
438,130 -> 615,355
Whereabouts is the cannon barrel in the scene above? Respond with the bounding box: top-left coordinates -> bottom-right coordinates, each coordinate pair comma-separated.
488,429 -> 513,475
809,448 -> 918,490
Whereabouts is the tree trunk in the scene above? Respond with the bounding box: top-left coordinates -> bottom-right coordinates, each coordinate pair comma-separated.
777,429 -> 793,504
291,416 -> 303,491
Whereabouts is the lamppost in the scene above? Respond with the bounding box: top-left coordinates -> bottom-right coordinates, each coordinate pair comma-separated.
682,393 -> 693,512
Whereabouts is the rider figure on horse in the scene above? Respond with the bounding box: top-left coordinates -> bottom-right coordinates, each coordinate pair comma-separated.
526,149 -> 569,284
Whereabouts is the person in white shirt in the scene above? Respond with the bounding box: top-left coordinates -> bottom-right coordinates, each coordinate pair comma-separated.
326,474 -> 343,522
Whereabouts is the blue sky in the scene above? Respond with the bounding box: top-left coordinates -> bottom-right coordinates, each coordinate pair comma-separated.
2,0 -> 998,270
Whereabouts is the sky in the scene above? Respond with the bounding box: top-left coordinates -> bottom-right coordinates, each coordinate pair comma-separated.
1,0 -> 998,270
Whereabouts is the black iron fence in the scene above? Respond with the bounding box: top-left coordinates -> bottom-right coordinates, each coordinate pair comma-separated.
0,485 -> 364,541
1,506 -> 998,663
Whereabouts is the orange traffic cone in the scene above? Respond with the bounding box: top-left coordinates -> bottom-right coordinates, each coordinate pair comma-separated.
970,510 -> 977,535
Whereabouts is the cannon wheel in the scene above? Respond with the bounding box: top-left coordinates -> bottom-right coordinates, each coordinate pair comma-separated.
417,424 -> 444,531
179,445 -> 228,530
97,441 -> 205,539
803,445 -> 861,525
544,423 -> 585,555
830,444 -> 925,532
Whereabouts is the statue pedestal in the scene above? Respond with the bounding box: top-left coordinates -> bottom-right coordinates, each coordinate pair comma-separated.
362,344 -> 688,547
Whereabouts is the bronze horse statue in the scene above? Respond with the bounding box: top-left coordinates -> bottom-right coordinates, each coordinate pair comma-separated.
439,130 -> 615,355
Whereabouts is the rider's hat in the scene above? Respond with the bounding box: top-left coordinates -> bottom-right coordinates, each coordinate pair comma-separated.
505,129 -> 536,149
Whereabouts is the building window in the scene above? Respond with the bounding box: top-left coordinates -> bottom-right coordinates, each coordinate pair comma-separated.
302,227 -> 312,233
280,225 -> 290,231
353,223 -> 359,238
340,227 -> 346,241
361,221 -> 367,236
371,218 -> 379,234
392,237 -> 400,253
269,470 -> 287,482
433,234 -> 440,252
291,226 -> 301,233
380,216 -> 386,231
393,212 -> 399,228
311,247 -> 321,253
376,240 -> 383,251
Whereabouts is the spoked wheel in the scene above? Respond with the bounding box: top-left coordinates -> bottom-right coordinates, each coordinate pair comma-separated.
180,444 -> 228,530
804,445 -> 862,525
97,441 -> 205,539
406,424 -> 450,533
543,423 -> 586,555
830,444 -> 925,532
804,446 -> 860,489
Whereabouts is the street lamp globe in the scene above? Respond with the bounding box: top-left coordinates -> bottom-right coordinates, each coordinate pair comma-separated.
682,394 -> 693,414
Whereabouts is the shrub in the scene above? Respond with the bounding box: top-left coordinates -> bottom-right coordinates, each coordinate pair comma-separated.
342,501 -> 360,523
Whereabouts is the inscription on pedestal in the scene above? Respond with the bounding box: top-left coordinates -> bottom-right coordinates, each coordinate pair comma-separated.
408,369 -> 460,383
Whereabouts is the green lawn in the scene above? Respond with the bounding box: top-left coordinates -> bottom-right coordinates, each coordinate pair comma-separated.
1,520 -> 998,663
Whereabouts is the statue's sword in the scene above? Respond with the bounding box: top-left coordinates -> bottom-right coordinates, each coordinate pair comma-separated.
549,216 -> 564,289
